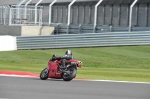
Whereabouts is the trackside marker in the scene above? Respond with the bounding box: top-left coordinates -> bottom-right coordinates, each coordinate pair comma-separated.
0,74 -> 39,78
0,70 -> 39,78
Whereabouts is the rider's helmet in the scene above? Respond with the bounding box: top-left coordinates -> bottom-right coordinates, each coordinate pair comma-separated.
52,54 -> 56,57
65,50 -> 72,56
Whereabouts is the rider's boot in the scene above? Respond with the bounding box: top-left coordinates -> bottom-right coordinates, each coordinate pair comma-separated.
59,65 -> 66,72
60,61 -> 66,70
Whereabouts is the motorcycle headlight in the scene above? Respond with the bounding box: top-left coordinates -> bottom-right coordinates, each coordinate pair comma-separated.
77,61 -> 82,67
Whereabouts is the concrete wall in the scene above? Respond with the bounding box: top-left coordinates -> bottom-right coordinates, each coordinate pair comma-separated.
0,25 -> 54,36
0,25 -> 21,36
21,26 -> 55,36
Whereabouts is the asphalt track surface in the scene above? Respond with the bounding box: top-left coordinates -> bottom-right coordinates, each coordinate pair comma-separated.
0,76 -> 150,99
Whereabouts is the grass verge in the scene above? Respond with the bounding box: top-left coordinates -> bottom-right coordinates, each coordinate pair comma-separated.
0,45 -> 150,82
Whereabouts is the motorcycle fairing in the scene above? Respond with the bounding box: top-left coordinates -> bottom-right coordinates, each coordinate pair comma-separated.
48,61 -> 62,78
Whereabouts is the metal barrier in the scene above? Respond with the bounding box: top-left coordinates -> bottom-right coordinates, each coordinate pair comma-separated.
16,31 -> 150,50
9,5 -> 43,25
50,24 -> 147,34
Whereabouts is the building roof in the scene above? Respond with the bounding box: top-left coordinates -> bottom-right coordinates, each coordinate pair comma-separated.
0,0 -> 99,5
0,0 -> 150,5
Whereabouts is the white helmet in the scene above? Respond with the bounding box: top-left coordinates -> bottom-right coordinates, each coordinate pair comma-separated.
65,50 -> 72,56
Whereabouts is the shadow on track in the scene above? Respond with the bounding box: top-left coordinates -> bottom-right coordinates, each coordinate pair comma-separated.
28,77 -> 66,82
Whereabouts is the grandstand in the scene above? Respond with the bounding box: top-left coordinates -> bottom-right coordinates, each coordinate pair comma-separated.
0,0 -> 150,35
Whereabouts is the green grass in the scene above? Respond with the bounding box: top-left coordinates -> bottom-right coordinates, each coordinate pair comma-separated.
77,67 -> 150,82
0,45 -> 150,82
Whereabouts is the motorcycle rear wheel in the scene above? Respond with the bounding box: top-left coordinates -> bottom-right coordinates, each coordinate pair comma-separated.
40,68 -> 49,80
63,67 -> 77,81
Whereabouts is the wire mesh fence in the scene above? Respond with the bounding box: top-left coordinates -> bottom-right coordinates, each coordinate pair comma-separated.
0,5 -> 43,25
0,5 -> 10,25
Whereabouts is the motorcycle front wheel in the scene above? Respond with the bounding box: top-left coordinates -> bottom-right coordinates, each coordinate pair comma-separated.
63,67 -> 77,81
40,68 -> 49,80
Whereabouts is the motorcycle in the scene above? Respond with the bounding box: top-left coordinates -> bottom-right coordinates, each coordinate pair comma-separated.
40,57 -> 82,81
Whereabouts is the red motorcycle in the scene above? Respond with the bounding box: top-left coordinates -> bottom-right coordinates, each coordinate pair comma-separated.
40,57 -> 82,81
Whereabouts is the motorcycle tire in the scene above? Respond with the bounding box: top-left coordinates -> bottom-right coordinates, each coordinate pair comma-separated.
40,68 -> 49,80
63,67 -> 77,81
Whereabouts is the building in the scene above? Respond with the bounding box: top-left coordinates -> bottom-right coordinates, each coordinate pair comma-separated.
0,0 -> 150,35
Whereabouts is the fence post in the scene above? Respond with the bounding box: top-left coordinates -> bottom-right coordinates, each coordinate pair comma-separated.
93,0 -> 103,33
56,23 -> 59,34
3,6 -> 6,25
9,8 -> 12,25
129,0 -> 138,32
0,6 -> 2,24
39,8 -> 42,26
6,5 -> 10,25
24,0 -> 32,19
49,0 -> 57,25
17,0 -> 27,19
67,0 -> 76,34
35,0 -> 43,25
79,24 -> 82,33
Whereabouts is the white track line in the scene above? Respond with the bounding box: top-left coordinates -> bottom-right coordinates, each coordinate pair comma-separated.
0,74 -> 150,84
86,79 -> 150,84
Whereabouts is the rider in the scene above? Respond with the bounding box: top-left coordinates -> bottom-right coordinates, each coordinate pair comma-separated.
51,50 -> 74,69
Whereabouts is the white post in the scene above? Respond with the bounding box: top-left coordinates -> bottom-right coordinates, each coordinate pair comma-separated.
6,5 -> 10,25
0,6 -> 3,24
49,0 -> 57,25
24,0 -> 32,19
39,8 -> 42,25
35,0 -> 43,25
9,8 -> 12,25
93,0 -> 103,33
7,5 -> 10,8
67,0 -> 76,33
17,0 -> 27,19
67,0 -> 76,26
3,6 -> 6,25
129,0 -> 138,32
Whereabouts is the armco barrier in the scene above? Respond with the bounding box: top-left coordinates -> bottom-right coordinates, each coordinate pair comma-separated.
16,31 -> 150,50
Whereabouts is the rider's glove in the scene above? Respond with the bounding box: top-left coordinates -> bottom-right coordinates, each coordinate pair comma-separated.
52,57 -> 56,60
